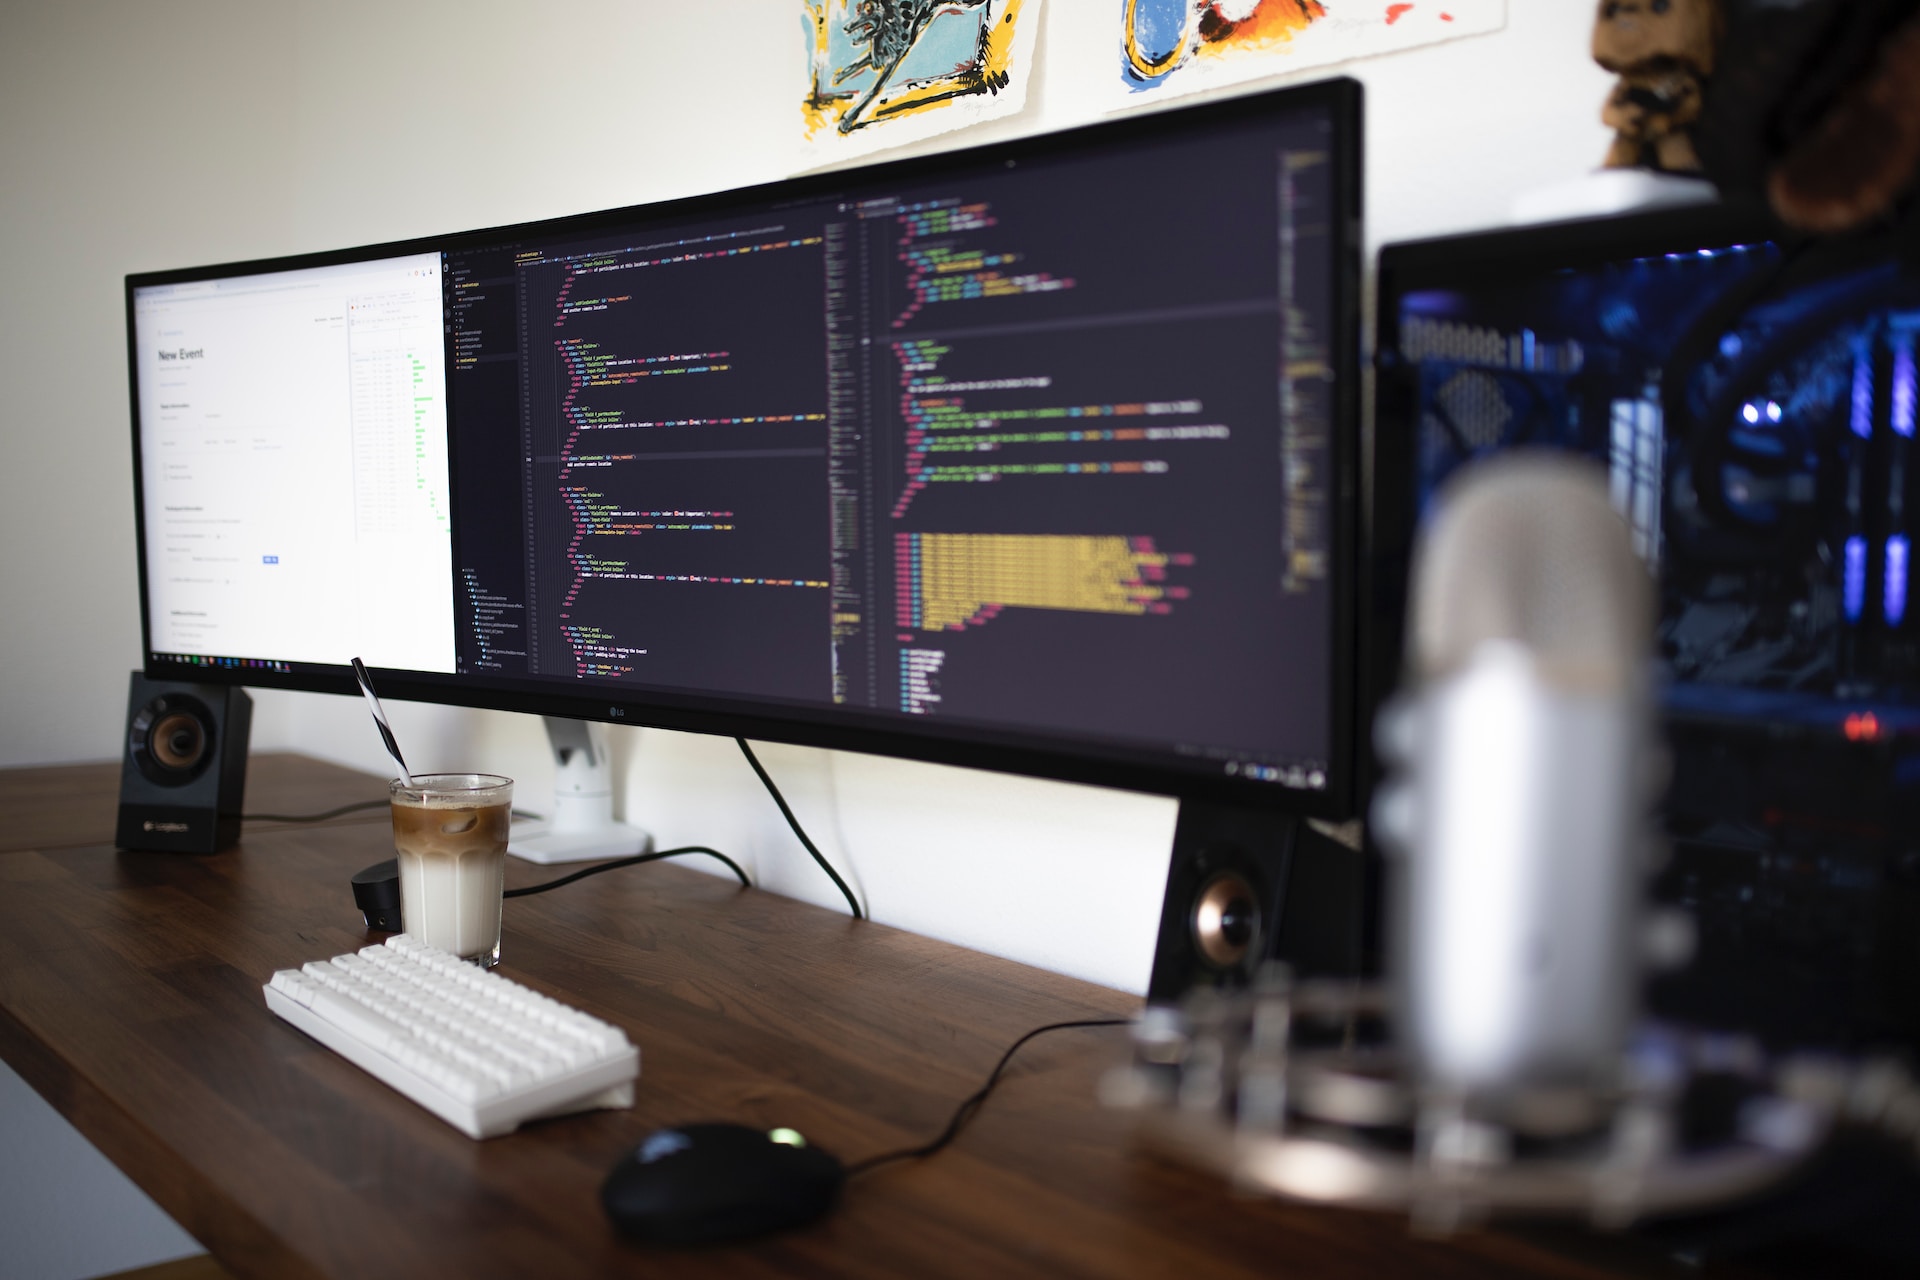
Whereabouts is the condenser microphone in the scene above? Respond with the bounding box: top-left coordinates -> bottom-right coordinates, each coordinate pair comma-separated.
1373,454 -> 1656,1099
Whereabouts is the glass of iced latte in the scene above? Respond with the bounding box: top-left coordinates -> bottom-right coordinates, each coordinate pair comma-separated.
389,773 -> 513,968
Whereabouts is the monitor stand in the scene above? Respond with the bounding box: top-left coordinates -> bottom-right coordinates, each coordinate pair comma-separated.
508,717 -> 654,864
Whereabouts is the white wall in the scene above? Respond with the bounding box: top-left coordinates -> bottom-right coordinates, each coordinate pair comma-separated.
1,0 -> 1614,997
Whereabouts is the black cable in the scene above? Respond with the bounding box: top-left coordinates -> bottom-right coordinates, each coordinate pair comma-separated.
844,1018 -> 1130,1178
504,845 -> 751,897
245,802 -> 544,824
245,799 -> 388,823
735,737 -> 863,921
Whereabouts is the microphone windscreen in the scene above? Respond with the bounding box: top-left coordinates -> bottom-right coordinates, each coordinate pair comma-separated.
1412,453 -> 1652,691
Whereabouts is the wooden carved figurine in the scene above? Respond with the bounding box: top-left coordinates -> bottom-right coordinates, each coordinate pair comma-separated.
1593,0 -> 1724,173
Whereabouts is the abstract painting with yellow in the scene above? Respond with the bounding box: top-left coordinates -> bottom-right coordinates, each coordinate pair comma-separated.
802,0 -> 1042,162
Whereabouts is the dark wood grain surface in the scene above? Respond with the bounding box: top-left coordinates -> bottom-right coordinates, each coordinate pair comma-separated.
0,752 -> 388,854
0,755 -> 1682,1279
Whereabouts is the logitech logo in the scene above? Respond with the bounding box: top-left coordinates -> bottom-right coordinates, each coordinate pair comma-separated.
143,820 -> 190,833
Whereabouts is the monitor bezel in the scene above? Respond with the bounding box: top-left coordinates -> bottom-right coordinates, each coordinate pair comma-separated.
127,77 -> 1364,816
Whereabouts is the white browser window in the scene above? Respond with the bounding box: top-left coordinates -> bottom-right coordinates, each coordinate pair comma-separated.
134,253 -> 455,671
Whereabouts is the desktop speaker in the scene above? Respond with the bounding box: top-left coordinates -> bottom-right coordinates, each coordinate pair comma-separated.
115,672 -> 252,853
1145,804 -> 1369,1003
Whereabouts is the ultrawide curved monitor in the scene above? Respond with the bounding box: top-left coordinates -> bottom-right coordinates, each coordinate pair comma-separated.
127,79 -> 1363,817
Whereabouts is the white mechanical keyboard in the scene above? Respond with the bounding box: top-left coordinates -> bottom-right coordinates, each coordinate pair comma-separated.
263,934 -> 639,1139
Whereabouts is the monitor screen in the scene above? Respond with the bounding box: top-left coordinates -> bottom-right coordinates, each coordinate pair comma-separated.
1374,206 -> 1920,744
129,80 -> 1362,815
132,254 -> 456,674
1374,208 -> 1920,1044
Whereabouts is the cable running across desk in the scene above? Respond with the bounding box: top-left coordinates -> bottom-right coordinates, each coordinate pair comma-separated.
845,1018 -> 1130,1177
246,799 -> 387,823
505,847 -> 750,897
247,743 -> 853,913
506,743 -> 845,905
247,801 -> 543,824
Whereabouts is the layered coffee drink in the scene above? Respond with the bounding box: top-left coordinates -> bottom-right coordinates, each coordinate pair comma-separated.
389,774 -> 513,967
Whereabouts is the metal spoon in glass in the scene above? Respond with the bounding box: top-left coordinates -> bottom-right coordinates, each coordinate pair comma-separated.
351,656 -> 413,787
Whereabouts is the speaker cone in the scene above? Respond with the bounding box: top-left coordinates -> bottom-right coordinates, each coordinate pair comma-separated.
1192,870 -> 1260,970
151,712 -> 205,768
130,695 -> 216,785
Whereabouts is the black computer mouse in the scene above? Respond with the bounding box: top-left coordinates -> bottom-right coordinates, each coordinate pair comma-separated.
601,1122 -> 845,1245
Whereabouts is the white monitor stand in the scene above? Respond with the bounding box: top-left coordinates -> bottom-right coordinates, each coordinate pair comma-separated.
508,717 -> 653,864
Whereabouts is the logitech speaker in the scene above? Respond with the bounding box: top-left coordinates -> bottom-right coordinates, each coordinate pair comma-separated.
115,672 -> 253,853
1145,803 -> 1369,1003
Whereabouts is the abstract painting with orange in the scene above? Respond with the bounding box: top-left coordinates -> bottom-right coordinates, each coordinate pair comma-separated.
1118,1 -> 1503,100
1198,0 -> 1327,58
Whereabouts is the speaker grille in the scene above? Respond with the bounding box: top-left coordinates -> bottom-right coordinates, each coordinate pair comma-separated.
1412,453 -> 1651,691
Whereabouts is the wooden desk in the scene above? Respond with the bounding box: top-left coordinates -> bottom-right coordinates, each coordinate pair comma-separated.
0,754 -> 1669,1279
